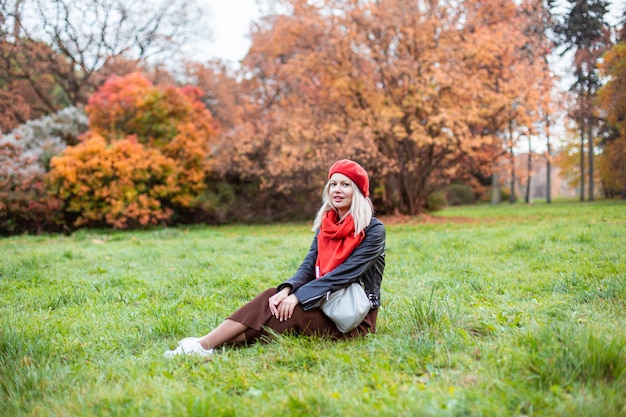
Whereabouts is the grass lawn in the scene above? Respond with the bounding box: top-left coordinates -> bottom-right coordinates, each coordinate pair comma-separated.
1,200 -> 625,416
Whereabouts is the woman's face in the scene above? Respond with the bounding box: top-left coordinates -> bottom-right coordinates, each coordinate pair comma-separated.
328,173 -> 354,217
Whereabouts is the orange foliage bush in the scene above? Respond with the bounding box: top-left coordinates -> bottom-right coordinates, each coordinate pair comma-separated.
48,134 -> 178,228
47,73 -> 219,228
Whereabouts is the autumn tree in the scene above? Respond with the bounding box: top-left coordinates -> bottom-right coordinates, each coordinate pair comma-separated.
222,0 -> 549,215
0,0 -> 209,132
459,0 -> 550,205
47,73 -> 219,229
210,1 -> 356,219
183,60 -> 245,132
597,17 -> 626,198
0,37 -> 66,132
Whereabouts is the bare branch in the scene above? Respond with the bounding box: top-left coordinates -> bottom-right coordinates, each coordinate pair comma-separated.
1,0 -> 211,118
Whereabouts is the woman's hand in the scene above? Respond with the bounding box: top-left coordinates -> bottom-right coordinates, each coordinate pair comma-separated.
268,288 -> 299,321
268,287 -> 290,317
276,294 -> 299,321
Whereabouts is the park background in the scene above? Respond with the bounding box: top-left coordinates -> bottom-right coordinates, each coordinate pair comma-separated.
1,0 -> 625,234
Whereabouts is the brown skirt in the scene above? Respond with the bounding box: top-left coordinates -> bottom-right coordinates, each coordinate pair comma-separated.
228,288 -> 378,343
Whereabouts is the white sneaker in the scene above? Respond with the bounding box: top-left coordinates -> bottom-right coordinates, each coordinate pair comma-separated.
179,337 -> 201,345
164,338 -> 214,358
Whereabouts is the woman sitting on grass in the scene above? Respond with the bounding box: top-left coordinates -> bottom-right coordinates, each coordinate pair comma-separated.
164,159 -> 386,357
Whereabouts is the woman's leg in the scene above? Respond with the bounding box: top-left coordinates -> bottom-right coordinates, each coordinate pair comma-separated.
196,288 -> 280,348
198,319 -> 248,349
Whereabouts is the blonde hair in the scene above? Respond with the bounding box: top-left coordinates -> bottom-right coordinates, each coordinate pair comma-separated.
312,179 -> 374,236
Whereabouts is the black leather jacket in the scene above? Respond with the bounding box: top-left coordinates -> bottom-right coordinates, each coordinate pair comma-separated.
277,217 -> 386,310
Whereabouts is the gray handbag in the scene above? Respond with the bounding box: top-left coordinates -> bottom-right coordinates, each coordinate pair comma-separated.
321,282 -> 371,333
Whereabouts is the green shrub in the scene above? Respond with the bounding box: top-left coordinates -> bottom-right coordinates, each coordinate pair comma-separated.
425,191 -> 446,212
443,183 -> 476,206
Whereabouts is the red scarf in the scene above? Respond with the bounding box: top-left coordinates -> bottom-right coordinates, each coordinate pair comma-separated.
315,210 -> 365,278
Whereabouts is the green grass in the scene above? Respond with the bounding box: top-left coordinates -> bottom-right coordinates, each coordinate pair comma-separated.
1,200 -> 625,416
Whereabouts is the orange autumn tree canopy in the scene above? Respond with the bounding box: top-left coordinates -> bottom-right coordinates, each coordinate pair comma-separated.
217,0 -> 550,215
598,42 -> 626,196
47,73 -> 219,228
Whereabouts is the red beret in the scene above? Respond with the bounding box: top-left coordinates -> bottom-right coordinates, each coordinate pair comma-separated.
328,159 -> 370,197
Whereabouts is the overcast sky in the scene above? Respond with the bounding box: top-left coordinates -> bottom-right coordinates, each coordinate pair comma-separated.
197,0 -> 261,64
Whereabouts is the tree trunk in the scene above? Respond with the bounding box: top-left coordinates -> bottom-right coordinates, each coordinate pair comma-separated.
12,1 -> 23,40
491,172 -> 501,205
546,116 -> 551,204
525,135 -> 532,204
587,122 -> 594,201
509,145 -> 516,204
579,118 -> 585,201
509,122 -> 516,204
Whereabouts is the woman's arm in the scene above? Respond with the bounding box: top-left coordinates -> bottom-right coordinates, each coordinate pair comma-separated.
293,220 -> 386,310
